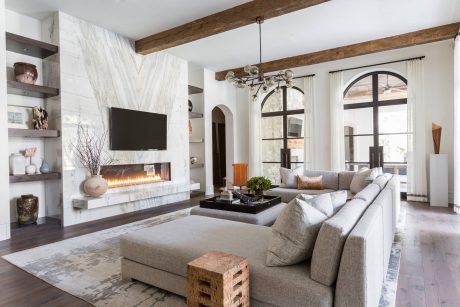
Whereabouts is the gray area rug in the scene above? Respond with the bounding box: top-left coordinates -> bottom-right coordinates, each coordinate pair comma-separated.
3,206 -> 406,307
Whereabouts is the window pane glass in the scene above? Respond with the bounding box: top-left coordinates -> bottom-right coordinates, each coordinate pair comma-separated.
344,75 -> 372,104
379,134 -> 408,163
378,74 -> 407,101
383,163 -> 407,176
288,139 -> 304,163
263,163 -> 281,185
262,90 -> 282,112
379,104 -> 408,134
262,139 -> 283,162
344,135 -> 373,163
344,108 -> 374,135
286,88 -> 304,110
262,116 -> 283,139
287,114 -> 304,138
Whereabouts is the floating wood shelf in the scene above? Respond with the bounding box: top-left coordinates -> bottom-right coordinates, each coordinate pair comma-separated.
188,85 -> 203,95
9,128 -> 60,138
189,111 -> 203,119
190,163 -> 204,169
7,80 -> 60,98
10,172 -> 61,183
189,137 -> 204,143
6,32 -> 59,59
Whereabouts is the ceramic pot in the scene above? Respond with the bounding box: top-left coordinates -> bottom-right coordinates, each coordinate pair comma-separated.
9,153 -> 26,175
26,164 -> 36,175
83,175 -> 108,197
17,194 -> 38,225
14,62 -> 38,85
40,159 -> 50,173
188,100 -> 193,112
190,157 -> 198,164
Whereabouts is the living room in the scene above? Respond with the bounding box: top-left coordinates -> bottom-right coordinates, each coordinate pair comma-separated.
0,0 -> 459,306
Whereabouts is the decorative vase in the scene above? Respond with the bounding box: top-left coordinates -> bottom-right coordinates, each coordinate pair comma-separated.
9,153 -> 26,175
432,123 -> 442,154
40,159 -> 50,173
14,62 -> 38,85
17,194 -> 38,225
83,175 -> 108,197
26,164 -> 37,175
188,99 -> 193,112
190,157 -> 198,164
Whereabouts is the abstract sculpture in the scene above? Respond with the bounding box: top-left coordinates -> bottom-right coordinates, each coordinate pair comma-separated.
32,106 -> 48,130
432,123 -> 442,154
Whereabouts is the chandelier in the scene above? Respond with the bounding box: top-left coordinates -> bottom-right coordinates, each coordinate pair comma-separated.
225,17 -> 294,100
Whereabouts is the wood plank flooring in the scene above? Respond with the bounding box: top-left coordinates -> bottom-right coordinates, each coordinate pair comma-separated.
0,198 -> 458,307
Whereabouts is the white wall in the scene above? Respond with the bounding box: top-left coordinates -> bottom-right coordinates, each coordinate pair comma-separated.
251,40 -> 455,201
0,0 -> 11,240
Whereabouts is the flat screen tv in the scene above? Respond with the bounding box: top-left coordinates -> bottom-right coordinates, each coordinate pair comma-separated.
110,107 -> 167,151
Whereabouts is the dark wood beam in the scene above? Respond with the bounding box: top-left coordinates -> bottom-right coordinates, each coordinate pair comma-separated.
215,22 -> 460,81
135,0 -> 329,55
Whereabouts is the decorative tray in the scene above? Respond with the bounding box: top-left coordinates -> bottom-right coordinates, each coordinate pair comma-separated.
199,194 -> 282,214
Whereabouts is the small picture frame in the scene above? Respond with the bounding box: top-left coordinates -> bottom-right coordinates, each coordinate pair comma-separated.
7,106 -> 31,129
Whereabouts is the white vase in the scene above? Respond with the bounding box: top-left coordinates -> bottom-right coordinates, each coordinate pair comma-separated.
25,164 -> 37,175
83,175 -> 108,197
9,153 -> 26,175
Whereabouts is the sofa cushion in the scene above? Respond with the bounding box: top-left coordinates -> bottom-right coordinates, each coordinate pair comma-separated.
338,171 -> 355,190
304,170 -> 339,190
121,215 -> 333,307
280,166 -> 303,188
350,168 -> 378,194
267,198 -> 328,266
353,183 -> 381,204
310,198 -> 369,286
373,174 -> 389,189
330,190 -> 348,213
297,175 -> 323,190
297,193 -> 334,217
265,187 -> 334,203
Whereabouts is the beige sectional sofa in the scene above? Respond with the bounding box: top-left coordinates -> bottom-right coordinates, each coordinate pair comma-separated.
120,175 -> 400,307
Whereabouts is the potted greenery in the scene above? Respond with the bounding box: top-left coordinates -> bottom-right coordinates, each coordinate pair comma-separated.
246,176 -> 272,197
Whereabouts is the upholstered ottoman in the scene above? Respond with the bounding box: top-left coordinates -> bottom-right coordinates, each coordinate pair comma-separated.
190,202 -> 285,226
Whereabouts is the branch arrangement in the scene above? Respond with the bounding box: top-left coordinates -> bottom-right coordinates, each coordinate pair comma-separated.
72,124 -> 114,176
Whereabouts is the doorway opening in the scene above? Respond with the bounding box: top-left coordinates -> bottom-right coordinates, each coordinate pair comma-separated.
212,107 -> 226,186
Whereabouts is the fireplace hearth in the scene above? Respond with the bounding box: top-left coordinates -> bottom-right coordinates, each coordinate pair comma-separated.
101,163 -> 170,189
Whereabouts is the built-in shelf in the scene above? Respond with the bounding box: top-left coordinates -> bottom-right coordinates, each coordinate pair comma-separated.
189,137 -> 204,143
10,172 -> 61,183
190,163 -> 204,169
6,32 -> 59,59
9,128 -> 60,138
7,80 -> 60,98
189,111 -> 203,119
188,85 -> 203,95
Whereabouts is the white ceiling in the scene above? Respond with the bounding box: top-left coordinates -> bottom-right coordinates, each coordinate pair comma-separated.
6,0 -> 460,71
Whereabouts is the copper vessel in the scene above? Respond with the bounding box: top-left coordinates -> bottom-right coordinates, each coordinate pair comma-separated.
17,194 -> 38,225
14,62 -> 38,85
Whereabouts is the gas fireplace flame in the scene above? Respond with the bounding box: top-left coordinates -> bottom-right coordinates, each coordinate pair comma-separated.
106,174 -> 163,188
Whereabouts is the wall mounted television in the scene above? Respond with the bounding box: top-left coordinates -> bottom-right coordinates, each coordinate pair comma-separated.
110,107 -> 167,151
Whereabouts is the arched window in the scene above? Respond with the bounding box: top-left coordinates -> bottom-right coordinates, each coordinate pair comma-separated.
261,86 -> 304,184
343,71 -> 408,177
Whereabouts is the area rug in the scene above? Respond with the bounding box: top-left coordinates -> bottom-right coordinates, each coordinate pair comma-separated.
3,205 -> 406,307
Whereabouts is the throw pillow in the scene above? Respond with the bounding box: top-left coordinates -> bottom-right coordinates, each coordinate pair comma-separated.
266,198 -> 328,266
280,166 -> 303,188
297,193 -> 334,217
350,167 -> 379,194
297,175 -> 323,190
330,190 -> 348,213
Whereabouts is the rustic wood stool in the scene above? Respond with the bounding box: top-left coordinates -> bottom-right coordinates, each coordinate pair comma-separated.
187,251 -> 249,307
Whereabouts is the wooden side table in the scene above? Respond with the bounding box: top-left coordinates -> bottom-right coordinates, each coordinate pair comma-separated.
187,251 -> 249,307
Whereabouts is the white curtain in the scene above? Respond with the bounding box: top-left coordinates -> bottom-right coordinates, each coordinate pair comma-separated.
454,31 -> 460,213
330,72 -> 345,171
304,76 -> 316,171
248,89 -> 262,178
407,59 -> 428,202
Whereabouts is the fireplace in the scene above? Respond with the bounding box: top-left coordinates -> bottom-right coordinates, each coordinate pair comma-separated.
101,163 -> 171,189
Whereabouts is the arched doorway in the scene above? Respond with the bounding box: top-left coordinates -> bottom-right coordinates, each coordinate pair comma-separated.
343,71 -> 408,179
212,107 -> 226,186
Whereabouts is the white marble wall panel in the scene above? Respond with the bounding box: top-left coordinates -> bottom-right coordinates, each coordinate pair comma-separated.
57,13 -> 189,226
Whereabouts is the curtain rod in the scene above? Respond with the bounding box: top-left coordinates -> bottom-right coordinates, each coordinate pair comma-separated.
293,73 -> 315,80
329,56 -> 425,74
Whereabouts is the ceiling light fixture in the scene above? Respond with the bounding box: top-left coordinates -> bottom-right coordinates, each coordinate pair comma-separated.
225,17 -> 294,101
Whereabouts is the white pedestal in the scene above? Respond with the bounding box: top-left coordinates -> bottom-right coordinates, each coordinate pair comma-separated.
430,154 -> 448,207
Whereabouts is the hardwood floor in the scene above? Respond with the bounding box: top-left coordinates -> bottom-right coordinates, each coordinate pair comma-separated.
0,198 -> 458,307
396,202 -> 460,307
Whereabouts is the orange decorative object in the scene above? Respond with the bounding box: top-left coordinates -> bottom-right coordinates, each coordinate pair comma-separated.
432,123 -> 442,154
233,163 -> 248,188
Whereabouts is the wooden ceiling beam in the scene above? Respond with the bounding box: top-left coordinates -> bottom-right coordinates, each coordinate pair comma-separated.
135,0 -> 329,55
215,22 -> 460,81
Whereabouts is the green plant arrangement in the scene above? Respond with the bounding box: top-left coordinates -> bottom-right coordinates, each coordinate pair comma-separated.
246,176 -> 272,196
